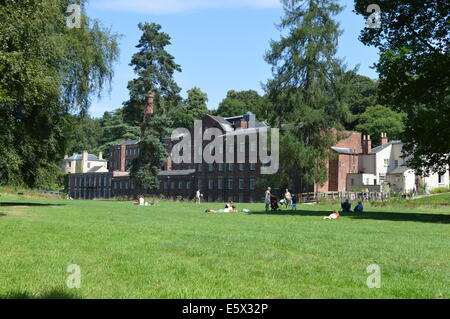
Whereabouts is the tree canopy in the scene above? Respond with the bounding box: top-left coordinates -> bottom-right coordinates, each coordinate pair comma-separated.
264,0 -> 354,190
354,0 -> 450,174
0,0 -> 119,188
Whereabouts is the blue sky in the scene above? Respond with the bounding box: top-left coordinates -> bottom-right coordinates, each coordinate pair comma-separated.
86,0 -> 379,117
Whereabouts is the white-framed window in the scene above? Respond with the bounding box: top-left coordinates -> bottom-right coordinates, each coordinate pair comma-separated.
186,181 -> 191,189
170,181 -> 175,189
227,178 -> 233,190
384,158 -> 389,166
250,178 -> 256,190
178,181 -> 183,189
197,179 -> 203,190
208,164 -> 213,172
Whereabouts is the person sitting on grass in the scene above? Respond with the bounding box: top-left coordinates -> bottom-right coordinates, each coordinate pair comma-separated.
323,210 -> 340,220
341,199 -> 351,213
354,201 -> 365,213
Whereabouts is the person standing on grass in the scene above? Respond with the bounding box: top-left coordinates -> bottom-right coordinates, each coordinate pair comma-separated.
284,189 -> 292,208
195,190 -> 201,204
265,187 -> 271,211
291,194 -> 297,211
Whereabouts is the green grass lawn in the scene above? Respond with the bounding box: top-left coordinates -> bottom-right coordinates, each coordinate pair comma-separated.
0,193 -> 449,299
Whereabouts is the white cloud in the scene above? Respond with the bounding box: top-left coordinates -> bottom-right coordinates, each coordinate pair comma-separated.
93,0 -> 281,14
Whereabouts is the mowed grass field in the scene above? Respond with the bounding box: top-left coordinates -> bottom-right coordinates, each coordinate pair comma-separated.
0,193 -> 449,299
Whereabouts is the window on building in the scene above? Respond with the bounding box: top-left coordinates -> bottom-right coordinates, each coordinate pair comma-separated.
384,159 -> 389,166
250,178 -> 256,190
239,163 -> 245,171
208,179 -> 213,190
186,181 -> 191,190
239,178 -> 244,190
170,181 -> 175,189
87,162 -> 91,168
227,178 -> 233,190
178,181 -> 183,189
208,164 -> 213,172
218,178 -> 224,190
228,163 -> 234,172
197,164 -> 202,172
438,174 -> 444,184
197,179 -> 203,190
351,178 -> 354,186
218,163 -> 224,171
250,163 -> 256,171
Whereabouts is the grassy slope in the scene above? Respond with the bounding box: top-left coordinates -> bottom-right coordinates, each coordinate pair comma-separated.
0,194 -> 449,299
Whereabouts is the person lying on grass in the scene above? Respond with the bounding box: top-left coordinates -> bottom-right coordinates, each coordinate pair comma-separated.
323,210 -> 340,220
205,201 -> 236,213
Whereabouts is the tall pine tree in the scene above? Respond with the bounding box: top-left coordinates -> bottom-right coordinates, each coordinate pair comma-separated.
123,23 -> 182,125
264,0 -> 353,190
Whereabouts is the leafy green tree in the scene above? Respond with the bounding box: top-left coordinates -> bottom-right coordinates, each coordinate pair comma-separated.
215,90 -> 267,120
354,0 -> 450,174
0,0 -> 119,188
169,87 -> 210,129
96,109 -> 140,155
66,115 -> 103,155
123,23 -> 182,125
355,105 -> 406,145
264,0 -> 353,190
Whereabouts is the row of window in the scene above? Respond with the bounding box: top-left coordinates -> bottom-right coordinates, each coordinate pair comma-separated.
73,176 -> 111,187
161,178 -> 256,191
196,163 -> 257,172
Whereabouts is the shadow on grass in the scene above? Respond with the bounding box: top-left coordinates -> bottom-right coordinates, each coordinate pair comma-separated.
0,202 -> 65,207
0,212 -> 6,217
246,209 -> 450,224
0,288 -> 80,299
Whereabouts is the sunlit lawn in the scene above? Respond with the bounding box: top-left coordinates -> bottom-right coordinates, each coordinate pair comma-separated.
0,193 -> 449,299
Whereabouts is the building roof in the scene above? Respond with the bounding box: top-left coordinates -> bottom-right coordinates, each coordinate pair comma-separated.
88,166 -> 106,173
369,140 -> 402,154
64,154 -> 107,162
331,146 -> 359,155
120,140 -> 140,146
158,169 -> 196,176
388,166 -> 411,174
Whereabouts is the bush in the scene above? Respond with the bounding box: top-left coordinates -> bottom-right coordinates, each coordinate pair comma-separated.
429,187 -> 449,194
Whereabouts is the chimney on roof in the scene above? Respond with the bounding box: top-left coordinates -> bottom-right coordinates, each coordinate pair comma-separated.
235,120 -> 248,129
362,135 -> 372,154
99,152 -> 103,160
243,112 -> 256,128
82,151 -> 88,162
381,132 -> 388,145
141,90 -> 155,137
64,154 -> 68,159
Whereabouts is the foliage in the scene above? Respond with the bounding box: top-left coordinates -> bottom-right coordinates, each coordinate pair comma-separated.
215,90 -> 267,120
264,0 -> 354,188
0,0 -> 119,188
169,87 -> 210,129
66,115 -> 103,155
130,115 -> 172,190
355,105 -> 406,144
429,187 -> 449,195
354,0 -> 450,175
123,22 -> 182,125
96,108 -> 140,156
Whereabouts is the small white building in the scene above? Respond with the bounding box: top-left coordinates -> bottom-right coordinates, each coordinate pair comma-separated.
347,133 -> 449,193
62,151 -> 108,174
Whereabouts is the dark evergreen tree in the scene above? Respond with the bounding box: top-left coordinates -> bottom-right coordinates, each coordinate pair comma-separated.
123,23 -> 182,125
264,0 -> 353,190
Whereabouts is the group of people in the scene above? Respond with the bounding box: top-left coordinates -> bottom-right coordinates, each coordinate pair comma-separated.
264,187 -> 297,211
341,199 -> 365,214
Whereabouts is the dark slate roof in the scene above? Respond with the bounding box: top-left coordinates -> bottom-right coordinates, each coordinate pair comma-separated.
158,169 -> 196,176
331,146 -> 359,155
120,140 -> 140,146
64,154 -> 107,162
369,140 -> 402,154
88,166 -> 105,172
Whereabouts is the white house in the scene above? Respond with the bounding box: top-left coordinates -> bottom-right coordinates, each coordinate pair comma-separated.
63,151 -> 108,174
346,133 -> 449,193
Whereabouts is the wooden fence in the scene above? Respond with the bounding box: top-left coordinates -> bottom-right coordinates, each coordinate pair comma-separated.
298,191 -> 389,203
